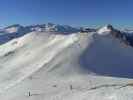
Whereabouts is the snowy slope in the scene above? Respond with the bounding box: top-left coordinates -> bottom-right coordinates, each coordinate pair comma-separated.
0,25 -> 133,100
0,31 -> 81,92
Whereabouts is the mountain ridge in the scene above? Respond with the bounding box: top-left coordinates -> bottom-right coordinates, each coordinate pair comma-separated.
0,25 -> 133,99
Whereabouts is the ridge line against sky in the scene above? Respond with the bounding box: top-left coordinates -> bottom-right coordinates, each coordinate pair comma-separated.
0,0 -> 133,28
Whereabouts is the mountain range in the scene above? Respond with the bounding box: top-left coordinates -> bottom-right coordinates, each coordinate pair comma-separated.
0,23 -> 133,100
1,23 -> 133,47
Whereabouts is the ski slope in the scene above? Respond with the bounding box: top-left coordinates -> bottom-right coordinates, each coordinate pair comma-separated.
0,27 -> 133,100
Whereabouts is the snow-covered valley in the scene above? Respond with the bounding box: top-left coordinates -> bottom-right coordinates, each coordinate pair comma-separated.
0,24 -> 133,100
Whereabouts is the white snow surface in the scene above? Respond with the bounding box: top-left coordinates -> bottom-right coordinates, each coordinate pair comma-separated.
5,27 -> 19,33
97,26 -> 112,35
0,31 -> 133,100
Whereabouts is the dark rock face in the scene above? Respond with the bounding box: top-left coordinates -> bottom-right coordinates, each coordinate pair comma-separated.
124,33 -> 133,46
80,27 -> 96,33
106,24 -> 114,30
105,25 -> 131,47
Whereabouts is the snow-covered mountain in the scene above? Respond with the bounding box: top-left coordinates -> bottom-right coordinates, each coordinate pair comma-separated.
97,24 -> 113,35
4,24 -> 24,34
1,23 -> 80,34
0,24 -> 29,44
43,23 -> 80,33
0,24 -> 133,100
0,23 -> 80,44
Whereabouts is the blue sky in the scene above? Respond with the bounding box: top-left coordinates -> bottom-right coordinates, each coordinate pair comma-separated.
0,0 -> 133,27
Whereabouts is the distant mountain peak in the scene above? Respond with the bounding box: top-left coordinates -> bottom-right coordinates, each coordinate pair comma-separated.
97,24 -> 113,35
5,24 -> 23,29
